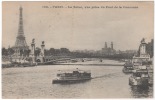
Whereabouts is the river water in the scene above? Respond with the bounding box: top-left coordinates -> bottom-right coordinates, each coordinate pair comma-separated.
2,59 -> 153,98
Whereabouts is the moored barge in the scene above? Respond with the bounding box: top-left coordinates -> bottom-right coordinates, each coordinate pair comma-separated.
122,61 -> 134,73
129,66 -> 149,86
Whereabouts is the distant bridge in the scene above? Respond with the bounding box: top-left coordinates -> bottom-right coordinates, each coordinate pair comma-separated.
2,55 -> 78,63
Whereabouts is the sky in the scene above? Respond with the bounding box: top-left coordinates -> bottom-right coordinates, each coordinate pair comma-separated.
2,2 -> 154,51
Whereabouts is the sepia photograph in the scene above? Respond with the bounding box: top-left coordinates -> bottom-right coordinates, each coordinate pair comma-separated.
2,1 -> 154,99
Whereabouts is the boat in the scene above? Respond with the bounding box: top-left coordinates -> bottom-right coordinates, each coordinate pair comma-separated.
52,68 -> 91,84
129,66 -> 149,86
71,59 -> 78,63
122,61 -> 134,73
37,61 -> 56,65
4,61 -> 37,67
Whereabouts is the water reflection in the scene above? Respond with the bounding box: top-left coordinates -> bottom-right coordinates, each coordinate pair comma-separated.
130,85 -> 151,98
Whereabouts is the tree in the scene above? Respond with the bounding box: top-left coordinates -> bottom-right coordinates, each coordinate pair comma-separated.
55,49 -> 61,55
35,47 -> 41,56
44,49 -> 50,56
49,48 -> 55,55
60,48 -> 70,53
8,48 -> 14,55
24,49 -> 31,57
146,39 -> 153,58
2,47 -> 8,56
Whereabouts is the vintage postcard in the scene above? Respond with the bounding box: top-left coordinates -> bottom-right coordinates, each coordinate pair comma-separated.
2,1 -> 154,99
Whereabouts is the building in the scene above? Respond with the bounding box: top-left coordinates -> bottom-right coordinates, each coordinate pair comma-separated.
101,42 -> 116,56
132,38 -> 151,64
139,38 -> 150,58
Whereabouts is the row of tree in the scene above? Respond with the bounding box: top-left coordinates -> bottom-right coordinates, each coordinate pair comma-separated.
146,39 -> 153,58
2,47 -> 41,57
2,47 -> 136,60
2,47 -> 71,57
2,48 -> 14,56
2,40 -> 153,59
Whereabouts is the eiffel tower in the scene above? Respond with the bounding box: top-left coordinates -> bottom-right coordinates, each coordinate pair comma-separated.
13,7 -> 29,57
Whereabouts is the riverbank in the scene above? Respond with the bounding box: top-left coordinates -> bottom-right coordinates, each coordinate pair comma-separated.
2,58 -> 125,68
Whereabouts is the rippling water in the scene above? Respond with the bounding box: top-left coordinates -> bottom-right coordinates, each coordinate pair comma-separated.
2,59 -> 153,98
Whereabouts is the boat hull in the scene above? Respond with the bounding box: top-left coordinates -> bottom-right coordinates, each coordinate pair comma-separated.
52,78 -> 91,84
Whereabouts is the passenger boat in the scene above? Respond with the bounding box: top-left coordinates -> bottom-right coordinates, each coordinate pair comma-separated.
52,68 -> 91,84
129,66 -> 149,86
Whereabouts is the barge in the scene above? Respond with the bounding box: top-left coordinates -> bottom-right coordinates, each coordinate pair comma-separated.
122,61 -> 134,73
129,66 -> 149,86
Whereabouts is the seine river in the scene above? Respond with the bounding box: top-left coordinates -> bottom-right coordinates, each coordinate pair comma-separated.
2,59 -> 153,98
